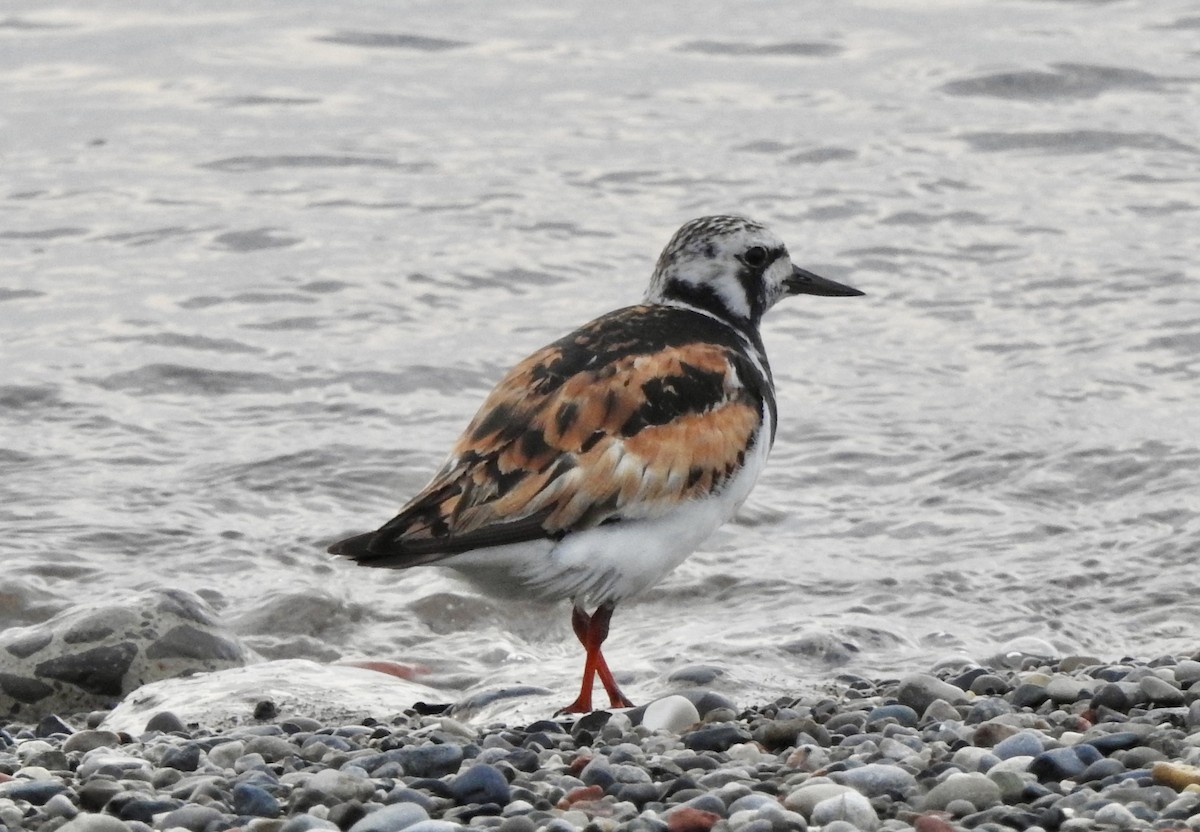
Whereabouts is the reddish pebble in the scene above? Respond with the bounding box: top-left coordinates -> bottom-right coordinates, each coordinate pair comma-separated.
667,807 -> 721,832
339,660 -> 428,679
914,813 -> 957,832
0,772 -> 12,783
567,755 -> 592,776
557,785 -> 605,809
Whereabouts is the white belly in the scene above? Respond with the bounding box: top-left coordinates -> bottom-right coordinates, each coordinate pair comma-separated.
441,427 -> 772,608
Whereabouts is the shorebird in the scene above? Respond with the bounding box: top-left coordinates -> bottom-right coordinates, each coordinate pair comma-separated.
328,215 -> 863,713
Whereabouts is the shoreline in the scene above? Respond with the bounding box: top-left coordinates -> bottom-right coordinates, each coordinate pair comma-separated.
4,654 -> 1200,831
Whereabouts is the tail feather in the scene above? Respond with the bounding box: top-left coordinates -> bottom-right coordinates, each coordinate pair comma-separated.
327,530 -> 455,569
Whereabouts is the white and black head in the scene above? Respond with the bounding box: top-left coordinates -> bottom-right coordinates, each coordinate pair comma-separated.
646,215 -> 862,330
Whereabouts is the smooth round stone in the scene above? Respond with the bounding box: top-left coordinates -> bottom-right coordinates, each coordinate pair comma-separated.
142,711 -> 187,734
951,746 -> 1000,772
44,792 -> 80,820
986,769 -> 1028,802
897,674 -> 967,715
682,724 -> 750,753
404,823 -> 466,832
618,782 -> 662,809
667,665 -> 726,686
160,743 -> 201,772
1140,675 -> 1185,705
922,699 -> 962,723
0,778 -> 69,805
820,823 -> 865,832
1175,660 -> 1200,686
579,756 -> 614,789
830,763 -> 918,797
965,698 -> 1010,725
233,782 -> 281,817
1010,683 -> 1049,709
782,782 -> 854,815
920,772 -> 1001,811
58,815 -> 134,832
993,731 -> 1045,760
306,768 -> 376,803
76,751 -> 153,780
969,674 -> 1011,696
1082,731 -> 1141,754
348,803 -> 431,832
1152,761 -> 1200,789
1123,746 -> 1168,769
395,744 -> 466,778
1046,676 -> 1089,704
449,764 -> 510,805
1029,745 -> 1102,781
207,740 -> 245,769
1093,801 -> 1140,827
282,816 -> 341,832
665,805 -> 720,832
727,794 -> 776,814
157,804 -> 225,832
63,730 -> 122,754
643,696 -> 700,734
244,735 -> 298,762
1091,683 -> 1131,712
990,755 -> 1034,775
865,704 -> 919,729
811,790 -> 878,831
1079,758 -> 1126,783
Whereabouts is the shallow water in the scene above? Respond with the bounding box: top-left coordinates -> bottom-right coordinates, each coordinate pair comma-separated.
3,0 -> 1199,712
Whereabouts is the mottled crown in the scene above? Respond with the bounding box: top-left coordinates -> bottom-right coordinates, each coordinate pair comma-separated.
646,215 -> 793,329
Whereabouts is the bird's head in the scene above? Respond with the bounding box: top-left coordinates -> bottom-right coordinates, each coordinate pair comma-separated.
646,215 -> 863,328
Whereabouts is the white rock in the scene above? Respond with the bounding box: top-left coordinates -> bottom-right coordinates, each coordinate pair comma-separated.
811,790 -> 879,831
641,695 -> 699,733
782,781 -> 853,816
101,659 -> 445,734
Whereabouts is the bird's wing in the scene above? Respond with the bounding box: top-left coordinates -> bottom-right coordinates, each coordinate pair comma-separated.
329,306 -> 769,567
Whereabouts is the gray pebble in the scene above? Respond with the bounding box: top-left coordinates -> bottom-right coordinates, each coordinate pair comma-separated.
62,729 -> 122,754
921,772 -> 1001,811
810,790 -> 879,831
1140,674 -> 1185,705
347,803 -> 430,832
830,763 -> 917,797
897,674 -> 967,714
58,815 -> 134,832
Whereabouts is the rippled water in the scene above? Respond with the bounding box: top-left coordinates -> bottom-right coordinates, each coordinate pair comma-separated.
3,1 -> 1199,711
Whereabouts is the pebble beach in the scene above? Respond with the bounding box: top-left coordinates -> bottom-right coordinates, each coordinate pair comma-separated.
7,654 -> 1200,832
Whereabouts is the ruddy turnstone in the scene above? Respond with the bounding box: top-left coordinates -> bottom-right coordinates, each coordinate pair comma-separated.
328,215 -> 863,713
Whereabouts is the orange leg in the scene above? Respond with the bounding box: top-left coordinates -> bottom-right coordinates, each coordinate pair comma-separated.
557,602 -> 634,714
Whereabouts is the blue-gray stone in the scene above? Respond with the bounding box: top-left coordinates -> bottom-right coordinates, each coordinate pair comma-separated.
727,793 -> 777,813
116,797 -> 183,822
993,731 -> 1044,759
161,743 -> 201,771
865,704 -> 919,728
394,745 -> 465,778
831,763 -> 918,797
448,764 -> 510,805
348,802 -> 431,832
0,779 -> 69,805
232,782 -> 281,817
385,788 -> 438,811
1082,731 -> 1141,755
1010,683 -> 1049,708
1079,758 -> 1126,783
1029,745 -> 1101,781
682,724 -> 751,752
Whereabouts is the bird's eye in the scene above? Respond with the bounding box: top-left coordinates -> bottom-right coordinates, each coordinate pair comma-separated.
743,246 -> 768,268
